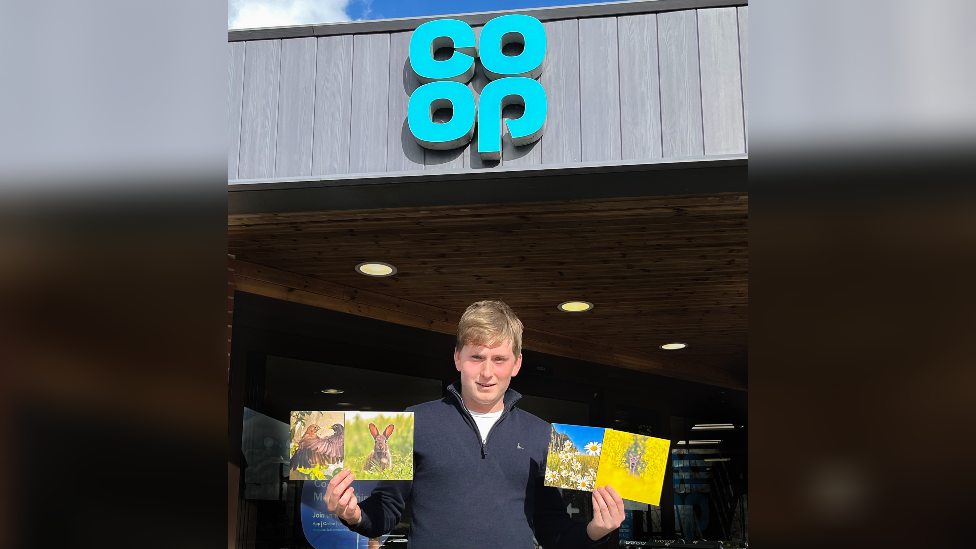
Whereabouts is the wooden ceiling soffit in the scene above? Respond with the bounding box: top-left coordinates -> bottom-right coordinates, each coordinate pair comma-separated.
235,261 -> 746,391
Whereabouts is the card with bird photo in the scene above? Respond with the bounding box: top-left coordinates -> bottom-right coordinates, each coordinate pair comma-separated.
544,424 -> 670,506
289,410 -> 415,481
290,411 -> 346,481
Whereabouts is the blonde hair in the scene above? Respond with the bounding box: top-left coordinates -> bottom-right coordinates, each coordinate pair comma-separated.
456,300 -> 524,357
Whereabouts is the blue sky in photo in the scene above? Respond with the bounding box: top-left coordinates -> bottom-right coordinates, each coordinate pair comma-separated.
552,423 -> 606,453
229,0 -> 623,29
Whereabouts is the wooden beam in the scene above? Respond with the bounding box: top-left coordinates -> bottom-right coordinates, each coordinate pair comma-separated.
235,261 -> 746,391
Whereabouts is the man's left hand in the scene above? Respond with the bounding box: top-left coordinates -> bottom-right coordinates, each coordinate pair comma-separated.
586,485 -> 626,540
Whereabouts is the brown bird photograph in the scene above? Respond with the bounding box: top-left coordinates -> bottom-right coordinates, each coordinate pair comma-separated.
289,411 -> 345,480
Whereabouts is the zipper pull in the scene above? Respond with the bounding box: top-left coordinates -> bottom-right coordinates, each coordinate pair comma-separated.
482,443 -> 488,459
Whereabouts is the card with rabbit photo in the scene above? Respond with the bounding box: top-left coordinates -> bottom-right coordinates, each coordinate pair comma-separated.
343,411 -> 414,480
545,424 -> 670,506
289,411 -> 414,481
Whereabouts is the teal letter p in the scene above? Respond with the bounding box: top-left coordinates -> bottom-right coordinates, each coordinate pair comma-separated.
477,77 -> 547,161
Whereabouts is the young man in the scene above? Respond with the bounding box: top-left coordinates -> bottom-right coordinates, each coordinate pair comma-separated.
325,300 -> 626,548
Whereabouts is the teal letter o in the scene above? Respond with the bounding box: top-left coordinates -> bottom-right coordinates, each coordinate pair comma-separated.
479,14 -> 546,80
407,81 -> 477,150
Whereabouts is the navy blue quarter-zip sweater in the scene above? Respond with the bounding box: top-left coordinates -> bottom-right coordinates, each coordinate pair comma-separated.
345,382 -> 608,548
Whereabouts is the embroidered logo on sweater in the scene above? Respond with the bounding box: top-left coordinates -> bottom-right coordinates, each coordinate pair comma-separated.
517,443 -> 524,450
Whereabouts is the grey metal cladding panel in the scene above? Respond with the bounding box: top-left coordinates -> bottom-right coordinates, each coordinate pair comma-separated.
388,32 -> 425,172
312,35 -> 353,176
239,40 -> 281,179
737,6 -> 748,152
698,8 -> 745,155
275,37 -> 316,177
425,144 -> 466,169
658,10 -> 704,158
578,17 -> 622,162
228,42 -> 245,179
618,14 -> 662,161
541,19 -> 582,165
349,33 -> 391,173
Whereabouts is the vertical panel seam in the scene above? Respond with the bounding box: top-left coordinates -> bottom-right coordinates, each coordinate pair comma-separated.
695,11 -> 706,156
307,38 -> 317,176
389,33 -> 398,172
655,15 -> 664,159
381,33 -> 392,172
736,7 -> 747,154
347,36 -> 356,173
236,43 -> 247,180
272,40 -> 283,177
575,20 -> 583,162
615,17 -> 624,160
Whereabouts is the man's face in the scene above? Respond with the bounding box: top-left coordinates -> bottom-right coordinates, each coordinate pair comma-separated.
454,340 -> 522,413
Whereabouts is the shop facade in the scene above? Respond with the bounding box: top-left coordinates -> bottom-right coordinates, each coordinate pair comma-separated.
228,0 -> 748,547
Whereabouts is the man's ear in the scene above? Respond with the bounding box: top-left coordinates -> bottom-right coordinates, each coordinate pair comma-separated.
454,348 -> 462,372
512,354 -> 523,377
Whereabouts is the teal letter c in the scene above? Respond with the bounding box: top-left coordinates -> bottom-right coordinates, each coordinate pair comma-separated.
409,19 -> 477,84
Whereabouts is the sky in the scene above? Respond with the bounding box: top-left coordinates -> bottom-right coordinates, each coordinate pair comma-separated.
229,0 -> 616,29
553,423 -> 606,453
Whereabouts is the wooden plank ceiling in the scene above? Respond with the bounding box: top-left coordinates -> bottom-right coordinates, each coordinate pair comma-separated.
229,191 -> 747,390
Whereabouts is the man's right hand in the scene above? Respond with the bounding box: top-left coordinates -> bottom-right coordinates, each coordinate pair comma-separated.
325,469 -> 362,526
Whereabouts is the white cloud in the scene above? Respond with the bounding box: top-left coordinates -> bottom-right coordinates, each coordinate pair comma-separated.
229,0 -> 352,29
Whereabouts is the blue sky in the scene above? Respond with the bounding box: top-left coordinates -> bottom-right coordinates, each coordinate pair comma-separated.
347,1 -> 610,21
552,423 -> 606,453
229,0 -> 617,29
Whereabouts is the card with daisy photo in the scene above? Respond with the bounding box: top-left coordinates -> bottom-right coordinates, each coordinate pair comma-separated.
545,424 -> 606,492
544,424 -> 671,506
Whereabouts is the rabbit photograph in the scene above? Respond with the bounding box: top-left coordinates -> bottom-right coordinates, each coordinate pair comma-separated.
344,411 -> 414,480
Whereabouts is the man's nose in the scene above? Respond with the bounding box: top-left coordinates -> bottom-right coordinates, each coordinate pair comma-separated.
480,360 -> 493,380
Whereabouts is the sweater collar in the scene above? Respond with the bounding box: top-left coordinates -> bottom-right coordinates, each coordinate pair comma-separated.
447,380 -> 522,414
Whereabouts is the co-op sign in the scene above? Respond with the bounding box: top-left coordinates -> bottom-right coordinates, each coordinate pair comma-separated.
407,15 -> 547,161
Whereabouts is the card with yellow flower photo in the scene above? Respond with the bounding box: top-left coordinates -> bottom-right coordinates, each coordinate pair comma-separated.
544,423 -> 670,505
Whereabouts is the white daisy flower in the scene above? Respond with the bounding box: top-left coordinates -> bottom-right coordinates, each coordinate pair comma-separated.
571,460 -> 582,471
584,441 -> 602,455
561,452 -> 573,461
564,439 -> 573,448
576,478 -> 590,490
560,469 -> 570,477
545,470 -> 558,483
589,468 -> 597,477
571,473 -> 582,483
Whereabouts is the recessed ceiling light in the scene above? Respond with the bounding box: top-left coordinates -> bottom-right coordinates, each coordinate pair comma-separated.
688,440 -> 722,445
704,457 -> 731,462
336,402 -> 352,406
321,389 -> 344,394
356,262 -> 397,277
558,301 -> 593,312
660,343 -> 687,350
